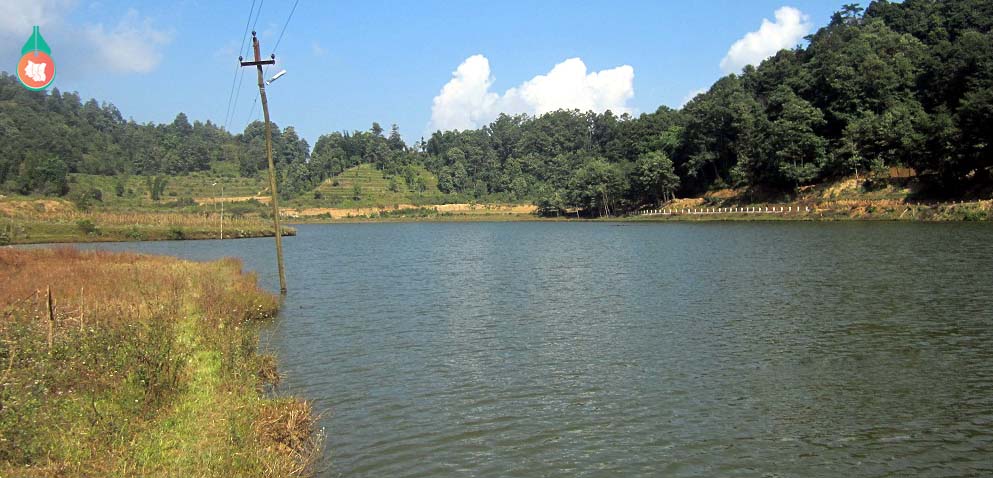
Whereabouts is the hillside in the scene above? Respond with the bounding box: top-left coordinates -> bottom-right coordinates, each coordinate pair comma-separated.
67,172 -> 268,208
292,163 -> 450,208
2,0 -> 992,219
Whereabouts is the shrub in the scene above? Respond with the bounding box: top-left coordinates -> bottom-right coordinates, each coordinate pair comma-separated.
76,219 -> 99,235
167,227 -> 185,240
125,226 -> 144,240
163,197 -> 196,208
69,187 -> 103,211
962,209 -> 988,221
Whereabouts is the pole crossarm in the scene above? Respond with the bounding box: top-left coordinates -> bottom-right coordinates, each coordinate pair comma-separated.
239,59 -> 275,67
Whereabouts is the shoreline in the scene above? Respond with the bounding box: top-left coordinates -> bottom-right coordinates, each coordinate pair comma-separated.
0,248 -> 322,476
285,201 -> 992,225
3,196 -> 990,246
3,225 -> 296,245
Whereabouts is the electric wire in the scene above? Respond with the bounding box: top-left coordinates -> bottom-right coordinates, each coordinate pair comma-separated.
245,0 -> 300,131
271,0 -> 300,55
223,0 -> 258,130
230,0 -> 266,133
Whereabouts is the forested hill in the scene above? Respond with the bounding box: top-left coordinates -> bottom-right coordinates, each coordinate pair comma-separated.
2,0 -> 992,216
413,0 -> 993,213
0,74 -> 310,196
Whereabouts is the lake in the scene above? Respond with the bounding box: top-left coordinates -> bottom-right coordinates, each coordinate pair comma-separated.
75,222 -> 993,477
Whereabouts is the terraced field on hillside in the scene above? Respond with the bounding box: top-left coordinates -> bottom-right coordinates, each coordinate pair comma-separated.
302,163 -> 450,207
69,173 -> 267,205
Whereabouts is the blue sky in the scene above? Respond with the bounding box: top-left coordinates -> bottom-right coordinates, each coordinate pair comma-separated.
2,0 -> 845,146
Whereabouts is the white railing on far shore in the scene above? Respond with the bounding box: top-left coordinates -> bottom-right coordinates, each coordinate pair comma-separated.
638,206 -> 811,216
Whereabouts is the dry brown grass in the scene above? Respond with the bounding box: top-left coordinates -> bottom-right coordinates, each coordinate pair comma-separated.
1,200 -> 270,229
254,400 -> 325,476
0,248 -> 321,477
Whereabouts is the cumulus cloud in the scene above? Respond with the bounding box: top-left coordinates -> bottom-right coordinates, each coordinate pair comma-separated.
429,55 -> 635,132
720,6 -> 812,74
83,9 -> 171,73
680,88 -> 708,108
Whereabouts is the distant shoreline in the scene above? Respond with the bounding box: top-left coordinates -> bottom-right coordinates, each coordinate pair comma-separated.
287,199 -> 992,224
4,196 -> 990,247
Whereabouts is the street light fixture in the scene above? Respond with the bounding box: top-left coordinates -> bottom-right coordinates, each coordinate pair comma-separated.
265,69 -> 287,85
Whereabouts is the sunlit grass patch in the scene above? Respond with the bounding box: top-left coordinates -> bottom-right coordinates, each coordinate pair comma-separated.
0,248 -> 321,477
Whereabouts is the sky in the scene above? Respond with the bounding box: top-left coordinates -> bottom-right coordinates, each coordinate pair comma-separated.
1,0 -> 846,147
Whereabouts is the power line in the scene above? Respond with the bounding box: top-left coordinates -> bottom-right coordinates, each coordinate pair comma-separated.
262,0 -> 301,93
238,0 -> 258,57
272,0 -> 300,54
233,0 -> 269,132
245,95 -> 259,126
239,31 -> 287,293
242,0 -> 298,132
250,0 -> 265,35
230,68 -> 249,131
224,0 -> 259,130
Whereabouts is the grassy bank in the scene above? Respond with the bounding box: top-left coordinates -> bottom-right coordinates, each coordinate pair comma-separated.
0,248 -> 321,477
0,198 -> 295,245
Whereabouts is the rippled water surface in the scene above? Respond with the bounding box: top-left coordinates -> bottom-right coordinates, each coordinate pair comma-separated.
79,222 -> 993,477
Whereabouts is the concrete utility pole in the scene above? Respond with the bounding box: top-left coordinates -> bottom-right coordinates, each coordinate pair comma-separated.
240,31 -> 287,294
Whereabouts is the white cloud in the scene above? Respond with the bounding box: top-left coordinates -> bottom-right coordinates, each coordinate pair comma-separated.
83,9 -> 171,74
311,41 -> 326,57
429,55 -> 500,132
429,55 -> 635,132
0,1 -> 170,76
720,6 -> 812,74
0,0 -> 73,37
680,88 -> 708,108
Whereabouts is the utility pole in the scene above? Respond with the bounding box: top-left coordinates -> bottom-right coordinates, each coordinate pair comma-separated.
240,31 -> 287,294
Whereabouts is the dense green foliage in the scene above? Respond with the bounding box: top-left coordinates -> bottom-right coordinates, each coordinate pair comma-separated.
415,0 -> 993,213
0,74 -> 309,197
2,0 -> 991,215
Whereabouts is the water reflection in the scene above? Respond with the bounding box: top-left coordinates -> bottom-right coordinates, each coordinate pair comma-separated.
72,222 -> 993,477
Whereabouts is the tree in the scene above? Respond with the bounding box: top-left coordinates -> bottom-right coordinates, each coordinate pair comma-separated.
831,3 -> 865,26
743,86 -> 827,189
566,158 -> 628,217
678,75 -> 766,192
145,176 -> 168,201
16,152 -> 68,196
632,151 -> 679,206
388,124 -> 405,151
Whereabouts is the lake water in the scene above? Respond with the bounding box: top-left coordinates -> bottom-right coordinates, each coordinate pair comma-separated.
74,222 -> 993,477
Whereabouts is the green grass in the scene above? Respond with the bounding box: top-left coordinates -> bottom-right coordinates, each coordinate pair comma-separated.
0,198 -> 293,245
289,164 -> 455,208
68,172 -> 267,209
0,249 -> 322,477
1,219 -> 293,245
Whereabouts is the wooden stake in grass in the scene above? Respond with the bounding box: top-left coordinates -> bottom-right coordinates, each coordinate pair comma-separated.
80,286 -> 85,332
47,285 -> 54,354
